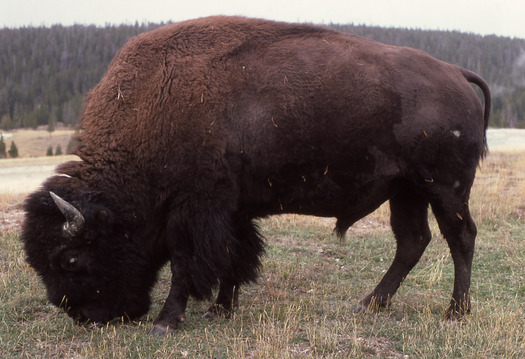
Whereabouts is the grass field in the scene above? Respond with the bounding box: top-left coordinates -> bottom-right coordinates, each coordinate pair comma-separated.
2,126 -> 76,158
0,137 -> 524,357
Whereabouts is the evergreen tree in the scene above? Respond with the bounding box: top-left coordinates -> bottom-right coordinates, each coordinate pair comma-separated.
0,114 -> 13,130
46,145 -> 53,156
55,144 -> 63,155
47,116 -> 55,133
0,135 -> 6,158
8,140 -> 18,158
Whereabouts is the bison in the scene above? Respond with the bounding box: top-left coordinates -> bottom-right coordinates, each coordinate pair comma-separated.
21,16 -> 490,335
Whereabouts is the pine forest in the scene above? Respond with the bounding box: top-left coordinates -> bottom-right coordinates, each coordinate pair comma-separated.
1,22 -> 524,131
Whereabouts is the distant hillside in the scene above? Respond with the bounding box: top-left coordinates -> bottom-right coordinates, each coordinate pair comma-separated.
0,22 -> 524,130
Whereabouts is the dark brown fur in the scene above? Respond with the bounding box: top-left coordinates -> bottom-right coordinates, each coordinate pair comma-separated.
21,16 -> 490,335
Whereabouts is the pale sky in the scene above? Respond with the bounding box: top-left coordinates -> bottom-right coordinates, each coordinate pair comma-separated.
1,0 -> 524,39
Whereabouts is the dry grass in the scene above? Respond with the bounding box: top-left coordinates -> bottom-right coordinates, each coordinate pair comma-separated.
1,126 -> 75,158
0,155 -> 78,195
0,145 -> 523,357
471,151 -> 525,224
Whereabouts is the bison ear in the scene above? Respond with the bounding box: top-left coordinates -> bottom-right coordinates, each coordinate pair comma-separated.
50,192 -> 85,237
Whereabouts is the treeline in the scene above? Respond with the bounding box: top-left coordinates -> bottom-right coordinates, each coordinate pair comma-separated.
0,22 -> 524,129
0,23 -> 159,130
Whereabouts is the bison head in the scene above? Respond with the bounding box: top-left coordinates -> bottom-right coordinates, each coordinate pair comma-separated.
21,187 -> 163,326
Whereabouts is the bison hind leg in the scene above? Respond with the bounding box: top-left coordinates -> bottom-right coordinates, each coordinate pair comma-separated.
356,187 -> 431,313
428,186 -> 476,320
203,216 -> 265,319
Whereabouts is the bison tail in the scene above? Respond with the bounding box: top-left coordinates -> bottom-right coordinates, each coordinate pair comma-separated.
461,68 -> 491,158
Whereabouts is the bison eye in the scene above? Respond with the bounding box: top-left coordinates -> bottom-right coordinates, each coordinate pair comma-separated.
60,255 -> 80,271
67,257 -> 78,267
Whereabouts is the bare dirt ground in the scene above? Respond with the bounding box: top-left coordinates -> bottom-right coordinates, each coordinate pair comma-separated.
0,203 -> 24,233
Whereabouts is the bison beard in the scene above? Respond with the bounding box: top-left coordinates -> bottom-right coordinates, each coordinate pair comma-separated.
20,16 -> 490,335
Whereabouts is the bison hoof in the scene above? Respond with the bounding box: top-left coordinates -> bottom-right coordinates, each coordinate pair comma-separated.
353,304 -> 381,314
201,311 -> 216,319
443,302 -> 471,321
354,295 -> 391,314
353,304 -> 367,314
148,323 -> 177,336
201,304 -> 235,319
86,322 -> 104,330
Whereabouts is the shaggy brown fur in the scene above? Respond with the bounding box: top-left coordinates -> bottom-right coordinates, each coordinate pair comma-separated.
21,16 -> 490,335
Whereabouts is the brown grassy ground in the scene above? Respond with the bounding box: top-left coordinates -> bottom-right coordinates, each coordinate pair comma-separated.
2,126 -> 75,158
0,130 -> 524,358
0,155 -> 79,195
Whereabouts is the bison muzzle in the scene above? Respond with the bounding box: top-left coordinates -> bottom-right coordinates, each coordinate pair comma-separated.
21,16 -> 490,336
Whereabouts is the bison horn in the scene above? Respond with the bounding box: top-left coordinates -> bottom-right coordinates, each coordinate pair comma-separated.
50,192 -> 85,237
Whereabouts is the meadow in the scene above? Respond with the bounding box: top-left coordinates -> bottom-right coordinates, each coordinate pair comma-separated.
0,136 -> 523,357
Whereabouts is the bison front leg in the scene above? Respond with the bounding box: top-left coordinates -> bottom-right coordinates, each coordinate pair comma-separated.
202,216 -> 264,319
150,263 -> 189,336
150,187 -> 243,335
356,188 -> 431,313
202,280 -> 239,319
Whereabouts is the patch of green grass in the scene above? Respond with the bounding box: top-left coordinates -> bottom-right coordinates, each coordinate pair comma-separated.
1,151 -> 524,358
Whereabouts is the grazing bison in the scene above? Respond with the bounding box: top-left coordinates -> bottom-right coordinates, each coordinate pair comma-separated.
21,16 -> 490,335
